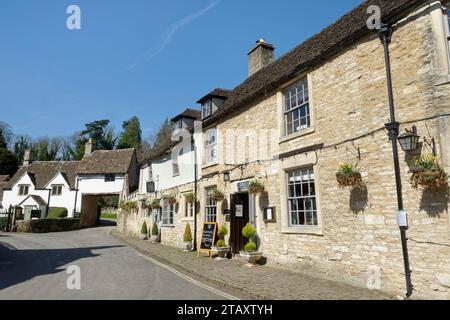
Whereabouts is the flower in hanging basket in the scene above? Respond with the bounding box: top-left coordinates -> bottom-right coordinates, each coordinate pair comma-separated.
336,162 -> 364,188
249,179 -> 265,195
120,201 -> 138,213
211,187 -> 225,202
151,199 -> 161,210
167,195 -> 177,206
410,154 -> 448,192
185,192 -> 196,205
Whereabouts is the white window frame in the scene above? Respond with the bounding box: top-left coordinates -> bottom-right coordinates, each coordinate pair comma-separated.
162,198 -> 174,226
18,184 -> 30,196
185,196 -> 194,218
205,187 -> 217,222
286,167 -> 318,227
202,100 -> 212,119
283,78 -> 310,136
204,128 -> 217,165
51,185 -> 63,196
444,3 -> 450,64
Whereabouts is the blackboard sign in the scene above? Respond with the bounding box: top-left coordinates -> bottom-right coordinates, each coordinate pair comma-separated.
198,222 -> 217,258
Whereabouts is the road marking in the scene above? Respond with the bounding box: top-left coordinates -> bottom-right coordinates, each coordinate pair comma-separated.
138,253 -> 240,300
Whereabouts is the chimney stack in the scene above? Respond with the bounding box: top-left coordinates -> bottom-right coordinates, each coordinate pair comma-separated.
84,138 -> 96,157
248,38 -> 275,77
23,149 -> 32,166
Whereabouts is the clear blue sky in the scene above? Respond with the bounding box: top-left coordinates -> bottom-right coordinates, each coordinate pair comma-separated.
0,0 -> 362,140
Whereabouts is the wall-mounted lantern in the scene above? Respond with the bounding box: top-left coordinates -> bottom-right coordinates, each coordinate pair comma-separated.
398,125 -> 420,152
223,171 -> 230,182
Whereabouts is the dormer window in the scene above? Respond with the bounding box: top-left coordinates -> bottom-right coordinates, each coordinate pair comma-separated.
174,119 -> 183,130
18,185 -> 30,196
202,100 -> 213,119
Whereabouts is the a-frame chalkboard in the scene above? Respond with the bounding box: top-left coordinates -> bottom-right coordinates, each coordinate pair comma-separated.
197,222 -> 217,258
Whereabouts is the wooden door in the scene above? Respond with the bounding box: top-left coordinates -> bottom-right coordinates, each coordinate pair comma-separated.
230,193 -> 249,254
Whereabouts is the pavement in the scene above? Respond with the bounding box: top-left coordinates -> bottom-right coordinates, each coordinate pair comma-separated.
112,231 -> 394,300
0,226 -> 242,300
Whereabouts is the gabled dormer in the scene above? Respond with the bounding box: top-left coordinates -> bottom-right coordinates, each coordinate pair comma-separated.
196,88 -> 231,120
170,108 -> 201,137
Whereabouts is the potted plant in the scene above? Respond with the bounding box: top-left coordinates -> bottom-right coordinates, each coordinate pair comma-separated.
239,223 -> 262,264
151,222 -> 159,242
185,192 -> 196,205
411,154 -> 448,192
249,179 -> 265,195
211,187 -> 225,202
139,221 -> 148,240
120,201 -> 138,213
182,223 -> 193,252
211,225 -> 231,258
336,162 -> 364,188
151,199 -> 161,210
167,195 -> 177,206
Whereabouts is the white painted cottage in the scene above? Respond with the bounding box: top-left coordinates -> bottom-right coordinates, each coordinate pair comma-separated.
0,140 -> 138,226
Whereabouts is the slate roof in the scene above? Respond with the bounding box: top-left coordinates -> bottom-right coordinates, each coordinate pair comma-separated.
0,175 -> 9,182
6,161 -> 81,189
77,148 -> 136,175
171,108 -> 202,122
197,88 -> 232,104
4,148 -> 136,190
201,0 -> 425,127
19,195 -> 47,206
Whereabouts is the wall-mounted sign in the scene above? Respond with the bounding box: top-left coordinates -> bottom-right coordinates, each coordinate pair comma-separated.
263,207 -> 276,223
235,205 -> 244,218
396,210 -> 408,228
237,181 -> 249,192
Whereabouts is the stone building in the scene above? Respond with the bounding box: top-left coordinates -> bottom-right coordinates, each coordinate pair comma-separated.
194,0 -> 450,298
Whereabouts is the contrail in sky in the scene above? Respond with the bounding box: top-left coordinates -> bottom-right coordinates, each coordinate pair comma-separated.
128,0 -> 221,71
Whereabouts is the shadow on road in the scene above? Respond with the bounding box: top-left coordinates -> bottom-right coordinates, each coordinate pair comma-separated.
0,242 -> 123,291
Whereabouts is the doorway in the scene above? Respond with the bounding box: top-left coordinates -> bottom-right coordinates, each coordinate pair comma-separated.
230,192 -> 249,254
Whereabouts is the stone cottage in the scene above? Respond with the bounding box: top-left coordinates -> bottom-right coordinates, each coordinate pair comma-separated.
193,0 -> 450,298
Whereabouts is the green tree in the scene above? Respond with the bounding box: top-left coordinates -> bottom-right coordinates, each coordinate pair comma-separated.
0,128 -> 6,149
14,135 -> 32,164
31,137 -> 61,161
80,120 -> 117,150
117,116 -> 142,150
0,129 -> 19,176
147,118 -> 172,157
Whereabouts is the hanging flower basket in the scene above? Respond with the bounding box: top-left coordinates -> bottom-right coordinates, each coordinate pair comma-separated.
167,195 -> 177,206
120,201 -> 138,213
151,199 -> 161,210
185,192 -> 196,205
249,179 -> 265,195
410,155 -> 448,192
336,163 -> 364,188
211,187 -> 225,202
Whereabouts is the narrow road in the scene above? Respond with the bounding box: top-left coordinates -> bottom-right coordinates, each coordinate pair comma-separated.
0,226 -> 237,300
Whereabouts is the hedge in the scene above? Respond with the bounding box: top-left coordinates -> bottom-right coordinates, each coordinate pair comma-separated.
47,207 -> 68,219
15,219 -> 80,233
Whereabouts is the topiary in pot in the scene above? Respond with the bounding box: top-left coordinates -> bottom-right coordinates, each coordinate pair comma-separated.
139,221 -> 148,240
240,223 -> 262,264
410,154 -> 448,192
212,226 -> 230,258
249,179 -> 265,195
151,222 -> 159,242
182,223 -> 193,251
336,162 -> 364,189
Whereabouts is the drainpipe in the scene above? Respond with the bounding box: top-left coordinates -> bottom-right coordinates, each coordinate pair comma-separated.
192,134 -> 198,252
73,177 -> 79,217
46,188 -> 51,218
379,23 -> 413,298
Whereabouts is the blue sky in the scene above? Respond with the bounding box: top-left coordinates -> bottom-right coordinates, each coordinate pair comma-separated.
0,0 -> 361,140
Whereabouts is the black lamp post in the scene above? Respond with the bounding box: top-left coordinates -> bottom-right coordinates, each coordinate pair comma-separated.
379,23 -> 413,298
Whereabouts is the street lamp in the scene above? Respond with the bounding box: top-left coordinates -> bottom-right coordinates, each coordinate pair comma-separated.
398,126 -> 420,152
223,171 -> 230,182
379,23 -> 413,298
